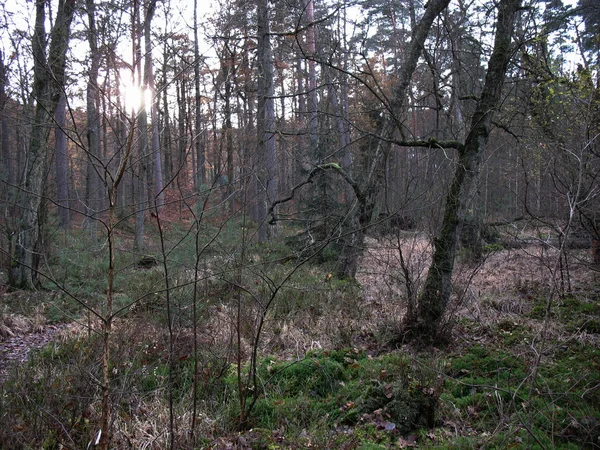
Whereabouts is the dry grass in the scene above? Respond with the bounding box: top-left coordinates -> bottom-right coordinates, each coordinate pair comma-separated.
210,234 -> 600,360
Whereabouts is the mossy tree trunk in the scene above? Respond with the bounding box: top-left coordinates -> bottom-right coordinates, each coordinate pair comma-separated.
460,188 -> 484,260
415,0 -> 521,341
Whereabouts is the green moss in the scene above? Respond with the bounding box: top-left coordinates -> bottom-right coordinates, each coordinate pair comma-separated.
450,346 -> 526,382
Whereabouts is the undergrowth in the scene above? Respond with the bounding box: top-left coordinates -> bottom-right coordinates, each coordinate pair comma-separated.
1,220 -> 599,449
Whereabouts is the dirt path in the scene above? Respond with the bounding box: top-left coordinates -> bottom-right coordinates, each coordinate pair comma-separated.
0,324 -> 66,383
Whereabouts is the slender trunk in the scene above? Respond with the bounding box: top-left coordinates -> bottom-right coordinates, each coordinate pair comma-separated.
177,77 -> 188,185
276,57 -> 288,195
100,113 -> 135,450
305,0 -> 318,160
327,83 -> 352,197
221,54 -> 235,210
416,0 -> 521,340
133,0 -> 146,254
194,0 -> 205,188
135,110 -> 148,253
144,0 -> 164,211
162,42 -> 173,181
55,92 -> 70,229
0,52 -> 10,182
85,0 -> 100,239
256,0 -> 278,241
339,6 -> 353,203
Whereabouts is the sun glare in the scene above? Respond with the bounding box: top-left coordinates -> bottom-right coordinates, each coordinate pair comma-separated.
120,71 -> 153,114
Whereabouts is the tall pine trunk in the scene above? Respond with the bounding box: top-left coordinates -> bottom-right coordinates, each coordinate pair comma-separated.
133,0 -> 147,254
55,92 -> 70,230
0,52 -> 10,184
194,0 -> 206,189
144,0 -> 164,212
85,0 -> 101,239
256,0 -> 278,242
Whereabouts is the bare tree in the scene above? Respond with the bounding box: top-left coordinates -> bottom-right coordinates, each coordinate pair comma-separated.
338,0 -> 453,279
415,0 -> 521,341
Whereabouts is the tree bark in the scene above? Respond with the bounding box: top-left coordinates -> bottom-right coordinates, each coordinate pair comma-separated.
194,0 -> 206,189
161,42 -> 173,181
305,0 -> 319,160
133,0 -> 147,254
0,51 -> 10,184
415,0 -> 521,340
11,0 -> 75,289
176,75 -> 188,185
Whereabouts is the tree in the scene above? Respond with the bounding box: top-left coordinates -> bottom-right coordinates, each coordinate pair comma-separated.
84,0 -> 101,239
133,0 -> 147,254
337,0 -> 453,279
10,0 -> 76,289
194,0 -> 206,189
415,0 -> 521,340
0,51 -> 9,182
256,0 -> 278,242
54,92 -> 70,230
144,0 -> 164,212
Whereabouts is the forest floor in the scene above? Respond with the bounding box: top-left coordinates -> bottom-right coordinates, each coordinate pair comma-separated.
0,321 -> 65,382
1,224 -> 599,449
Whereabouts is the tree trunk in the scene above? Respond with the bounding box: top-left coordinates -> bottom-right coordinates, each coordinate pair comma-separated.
11,0 -> 75,289
177,77 -> 188,185
339,7 -> 353,203
133,0 -> 146,254
194,0 -> 206,189
55,92 -> 70,229
144,0 -> 164,212
161,42 -> 173,181
338,0 -> 452,279
416,0 -> 521,341
220,51 -> 235,210
305,0 -> 319,160
256,0 -> 278,242
85,0 -> 101,239
0,51 -> 10,183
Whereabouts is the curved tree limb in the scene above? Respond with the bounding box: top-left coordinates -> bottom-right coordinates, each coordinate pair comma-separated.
268,163 -> 364,224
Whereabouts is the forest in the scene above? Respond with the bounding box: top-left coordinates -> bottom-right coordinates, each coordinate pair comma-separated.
0,0 -> 599,448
